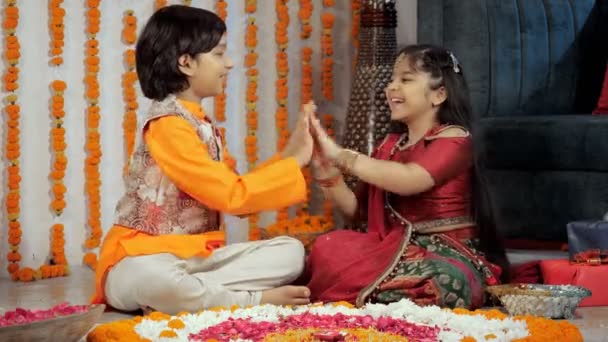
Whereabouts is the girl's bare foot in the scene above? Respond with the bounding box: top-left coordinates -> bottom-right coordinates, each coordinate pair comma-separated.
260,285 -> 311,306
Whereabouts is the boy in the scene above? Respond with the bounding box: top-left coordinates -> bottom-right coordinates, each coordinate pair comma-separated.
91,5 -> 313,315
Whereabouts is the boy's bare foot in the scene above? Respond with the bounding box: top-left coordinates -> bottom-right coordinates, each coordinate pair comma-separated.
260,285 -> 311,306
141,305 -> 154,316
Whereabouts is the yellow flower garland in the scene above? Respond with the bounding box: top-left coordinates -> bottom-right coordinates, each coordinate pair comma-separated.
122,10 -> 138,173
83,0 -> 103,271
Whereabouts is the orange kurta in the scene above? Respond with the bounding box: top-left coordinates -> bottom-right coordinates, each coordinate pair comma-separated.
92,100 -> 306,305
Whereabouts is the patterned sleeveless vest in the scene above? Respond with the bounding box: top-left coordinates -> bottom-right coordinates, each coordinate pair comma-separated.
114,95 -> 223,235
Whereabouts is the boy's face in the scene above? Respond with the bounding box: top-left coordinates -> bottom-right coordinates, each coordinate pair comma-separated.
182,35 -> 233,99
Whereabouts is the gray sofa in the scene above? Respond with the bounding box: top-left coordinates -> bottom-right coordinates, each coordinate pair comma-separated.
417,0 -> 608,243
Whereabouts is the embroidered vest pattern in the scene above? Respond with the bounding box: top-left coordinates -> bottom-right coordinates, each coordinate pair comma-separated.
114,95 -> 223,235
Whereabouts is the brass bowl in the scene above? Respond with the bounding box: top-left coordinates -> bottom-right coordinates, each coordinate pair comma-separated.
487,284 -> 591,319
0,304 -> 105,342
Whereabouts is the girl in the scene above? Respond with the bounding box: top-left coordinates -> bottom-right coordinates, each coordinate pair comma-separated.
303,44 -> 509,309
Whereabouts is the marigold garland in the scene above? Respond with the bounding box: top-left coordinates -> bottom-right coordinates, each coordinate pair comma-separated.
121,10 -> 138,173
44,78 -> 69,280
244,0 -> 260,230
48,0 -> 65,66
49,82 -> 68,218
214,0 -> 227,123
275,0 -> 290,222
83,0 -> 103,271
2,0 -> 69,282
298,0 -> 312,39
319,0 -> 336,225
155,0 -> 167,10
264,215 -> 333,252
298,0 -> 313,217
321,3 -> 335,101
4,0 -> 22,281
268,1 -> 333,248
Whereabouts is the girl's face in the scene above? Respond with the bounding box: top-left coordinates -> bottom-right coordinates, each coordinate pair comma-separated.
385,54 -> 446,123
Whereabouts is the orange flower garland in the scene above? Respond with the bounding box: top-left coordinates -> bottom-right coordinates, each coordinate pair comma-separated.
4,0 -> 22,281
214,0 -> 227,122
298,0 -> 313,216
122,11 -> 138,172
264,215 -> 333,252
49,0 -> 65,66
320,0 -> 336,224
49,86 -> 68,217
244,0 -> 260,230
275,0 -> 290,222
321,1 -> 335,101
44,79 -> 69,280
300,47 -> 314,110
83,0 -> 103,271
265,0 -> 337,247
155,0 -> 167,10
1,0 -> 68,282
298,0 -> 312,39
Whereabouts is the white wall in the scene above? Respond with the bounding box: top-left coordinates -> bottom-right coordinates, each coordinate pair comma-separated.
0,0 -> 416,278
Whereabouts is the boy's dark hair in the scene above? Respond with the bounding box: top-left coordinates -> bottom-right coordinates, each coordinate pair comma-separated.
136,5 -> 226,100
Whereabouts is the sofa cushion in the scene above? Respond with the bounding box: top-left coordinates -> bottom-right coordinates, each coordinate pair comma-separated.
417,0 -> 607,117
477,115 -> 608,172
487,168 -> 608,241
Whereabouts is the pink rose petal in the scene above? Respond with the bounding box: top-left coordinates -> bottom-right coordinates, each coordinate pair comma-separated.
188,312 -> 440,341
0,302 -> 89,327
